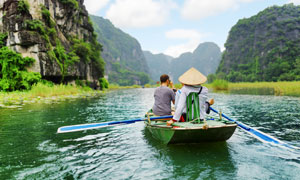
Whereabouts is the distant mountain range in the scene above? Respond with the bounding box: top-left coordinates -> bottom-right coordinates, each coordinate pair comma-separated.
90,15 -> 151,85
90,15 -> 222,85
144,42 -> 222,83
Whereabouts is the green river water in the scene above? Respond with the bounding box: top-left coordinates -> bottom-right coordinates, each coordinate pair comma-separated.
0,88 -> 300,179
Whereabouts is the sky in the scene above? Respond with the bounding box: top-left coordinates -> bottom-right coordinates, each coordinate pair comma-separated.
84,0 -> 300,58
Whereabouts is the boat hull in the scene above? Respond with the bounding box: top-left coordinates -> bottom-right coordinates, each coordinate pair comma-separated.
145,121 -> 237,144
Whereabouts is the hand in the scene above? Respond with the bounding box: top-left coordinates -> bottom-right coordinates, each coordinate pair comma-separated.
167,119 -> 174,126
209,99 -> 214,105
169,81 -> 174,88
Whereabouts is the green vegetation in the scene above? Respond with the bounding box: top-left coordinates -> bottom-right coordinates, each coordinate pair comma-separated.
228,81 -> 300,97
109,62 -> 151,86
0,82 -> 103,107
0,33 -> 7,47
99,78 -> 109,89
108,84 -> 141,89
41,5 -> 55,28
90,15 -> 150,85
0,45 -> 41,92
58,0 -> 79,9
23,7 -> 105,84
217,4 -> 300,82
206,81 -> 300,97
18,0 -> 30,13
53,40 -> 80,83
25,20 -> 46,35
211,79 -> 229,91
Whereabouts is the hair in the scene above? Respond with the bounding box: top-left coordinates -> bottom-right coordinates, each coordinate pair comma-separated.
160,74 -> 169,83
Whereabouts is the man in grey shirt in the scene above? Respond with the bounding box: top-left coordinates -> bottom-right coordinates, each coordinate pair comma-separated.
153,74 -> 175,116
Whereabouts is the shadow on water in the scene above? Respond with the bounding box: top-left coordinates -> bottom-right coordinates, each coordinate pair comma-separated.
142,128 -> 237,179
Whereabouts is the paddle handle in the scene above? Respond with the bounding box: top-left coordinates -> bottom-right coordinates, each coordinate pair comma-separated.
210,107 -> 250,130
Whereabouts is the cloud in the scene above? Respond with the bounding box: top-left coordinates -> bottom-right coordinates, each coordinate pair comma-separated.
84,0 -> 110,14
164,29 -> 205,57
106,0 -> 177,28
289,0 -> 300,5
181,0 -> 257,20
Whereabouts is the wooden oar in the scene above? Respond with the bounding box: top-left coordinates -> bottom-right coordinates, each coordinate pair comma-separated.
210,107 -> 299,150
57,115 -> 173,133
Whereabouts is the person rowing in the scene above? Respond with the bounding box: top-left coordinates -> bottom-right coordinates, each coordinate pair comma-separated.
152,74 -> 175,116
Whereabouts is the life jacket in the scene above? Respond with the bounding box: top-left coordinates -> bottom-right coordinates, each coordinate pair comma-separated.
186,86 -> 203,122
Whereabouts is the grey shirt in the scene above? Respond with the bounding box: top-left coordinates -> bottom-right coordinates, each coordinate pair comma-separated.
153,86 -> 175,116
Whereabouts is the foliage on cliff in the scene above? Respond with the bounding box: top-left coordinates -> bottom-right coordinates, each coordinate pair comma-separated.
0,34 -> 41,91
217,4 -> 300,82
1,0 -> 105,89
90,15 -> 150,85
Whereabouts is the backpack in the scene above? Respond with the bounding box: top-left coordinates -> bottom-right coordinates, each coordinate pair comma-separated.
186,87 -> 203,123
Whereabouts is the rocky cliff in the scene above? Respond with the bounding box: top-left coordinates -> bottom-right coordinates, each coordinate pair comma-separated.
217,4 -> 300,82
90,15 -> 151,85
0,0 -> 104,87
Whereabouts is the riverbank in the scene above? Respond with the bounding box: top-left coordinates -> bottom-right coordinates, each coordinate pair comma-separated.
205,81 -> 300,97
0,83 -> 155,108
0,83 -> 103,108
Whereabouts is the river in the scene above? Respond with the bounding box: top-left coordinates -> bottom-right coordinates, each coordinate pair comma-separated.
0,88 -> 300,179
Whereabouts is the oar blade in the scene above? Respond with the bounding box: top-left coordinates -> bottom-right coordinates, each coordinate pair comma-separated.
57,122 -> 110,133
209,107 -> 299,150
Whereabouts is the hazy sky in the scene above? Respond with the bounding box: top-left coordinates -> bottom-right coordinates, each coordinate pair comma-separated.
84,0 -> 300,57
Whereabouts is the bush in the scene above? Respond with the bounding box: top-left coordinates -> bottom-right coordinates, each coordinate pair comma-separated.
212,79 -> 229,91
25,20 -> 46,35
59,0 -> 79,9
0,46 -> 41,91
53,40 -> 80,83
0,33 -> 7,48
207,74 -> 216,83
99,78 -> 109,89
18,0 -> 30,13
41,6 -> 55,28
144,84 -> 151,88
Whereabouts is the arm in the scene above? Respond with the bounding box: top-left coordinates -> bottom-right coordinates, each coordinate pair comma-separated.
171,88 -> 175,105
173,91 -> 187,121
199,87 -> 208,119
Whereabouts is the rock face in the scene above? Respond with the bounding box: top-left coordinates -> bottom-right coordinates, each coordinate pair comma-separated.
143,51 -> 173,82
90,15 -> 150,85
0,0 -> 104,86
144,42 -> 222,83
217,4 -> 300,82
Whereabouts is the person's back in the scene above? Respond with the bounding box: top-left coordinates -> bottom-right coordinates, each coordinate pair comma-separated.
168,67 -> 214,125
174,85 -> 208,120
152,74 -> 175,116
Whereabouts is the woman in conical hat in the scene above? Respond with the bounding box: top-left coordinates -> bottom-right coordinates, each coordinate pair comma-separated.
168,67 -> 214,125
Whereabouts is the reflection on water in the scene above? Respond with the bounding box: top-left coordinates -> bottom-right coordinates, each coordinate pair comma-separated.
0,88 -> 300,179
143,128 -> 236,179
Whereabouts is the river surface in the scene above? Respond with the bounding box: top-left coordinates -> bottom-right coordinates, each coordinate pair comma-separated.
0,88 -> 300,179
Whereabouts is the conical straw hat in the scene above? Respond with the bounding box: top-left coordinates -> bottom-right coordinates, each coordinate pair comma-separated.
178,67 -> 207,85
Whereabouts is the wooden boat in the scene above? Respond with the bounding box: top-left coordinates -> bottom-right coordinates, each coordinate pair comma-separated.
144,114 -> 237,144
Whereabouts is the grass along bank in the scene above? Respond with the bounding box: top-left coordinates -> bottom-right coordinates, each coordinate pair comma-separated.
0,83 -> 103,108
205,81 -> 300,97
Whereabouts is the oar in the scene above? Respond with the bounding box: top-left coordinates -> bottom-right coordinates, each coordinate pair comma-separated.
210,107 -> 299,150
57,115 -> 173,133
